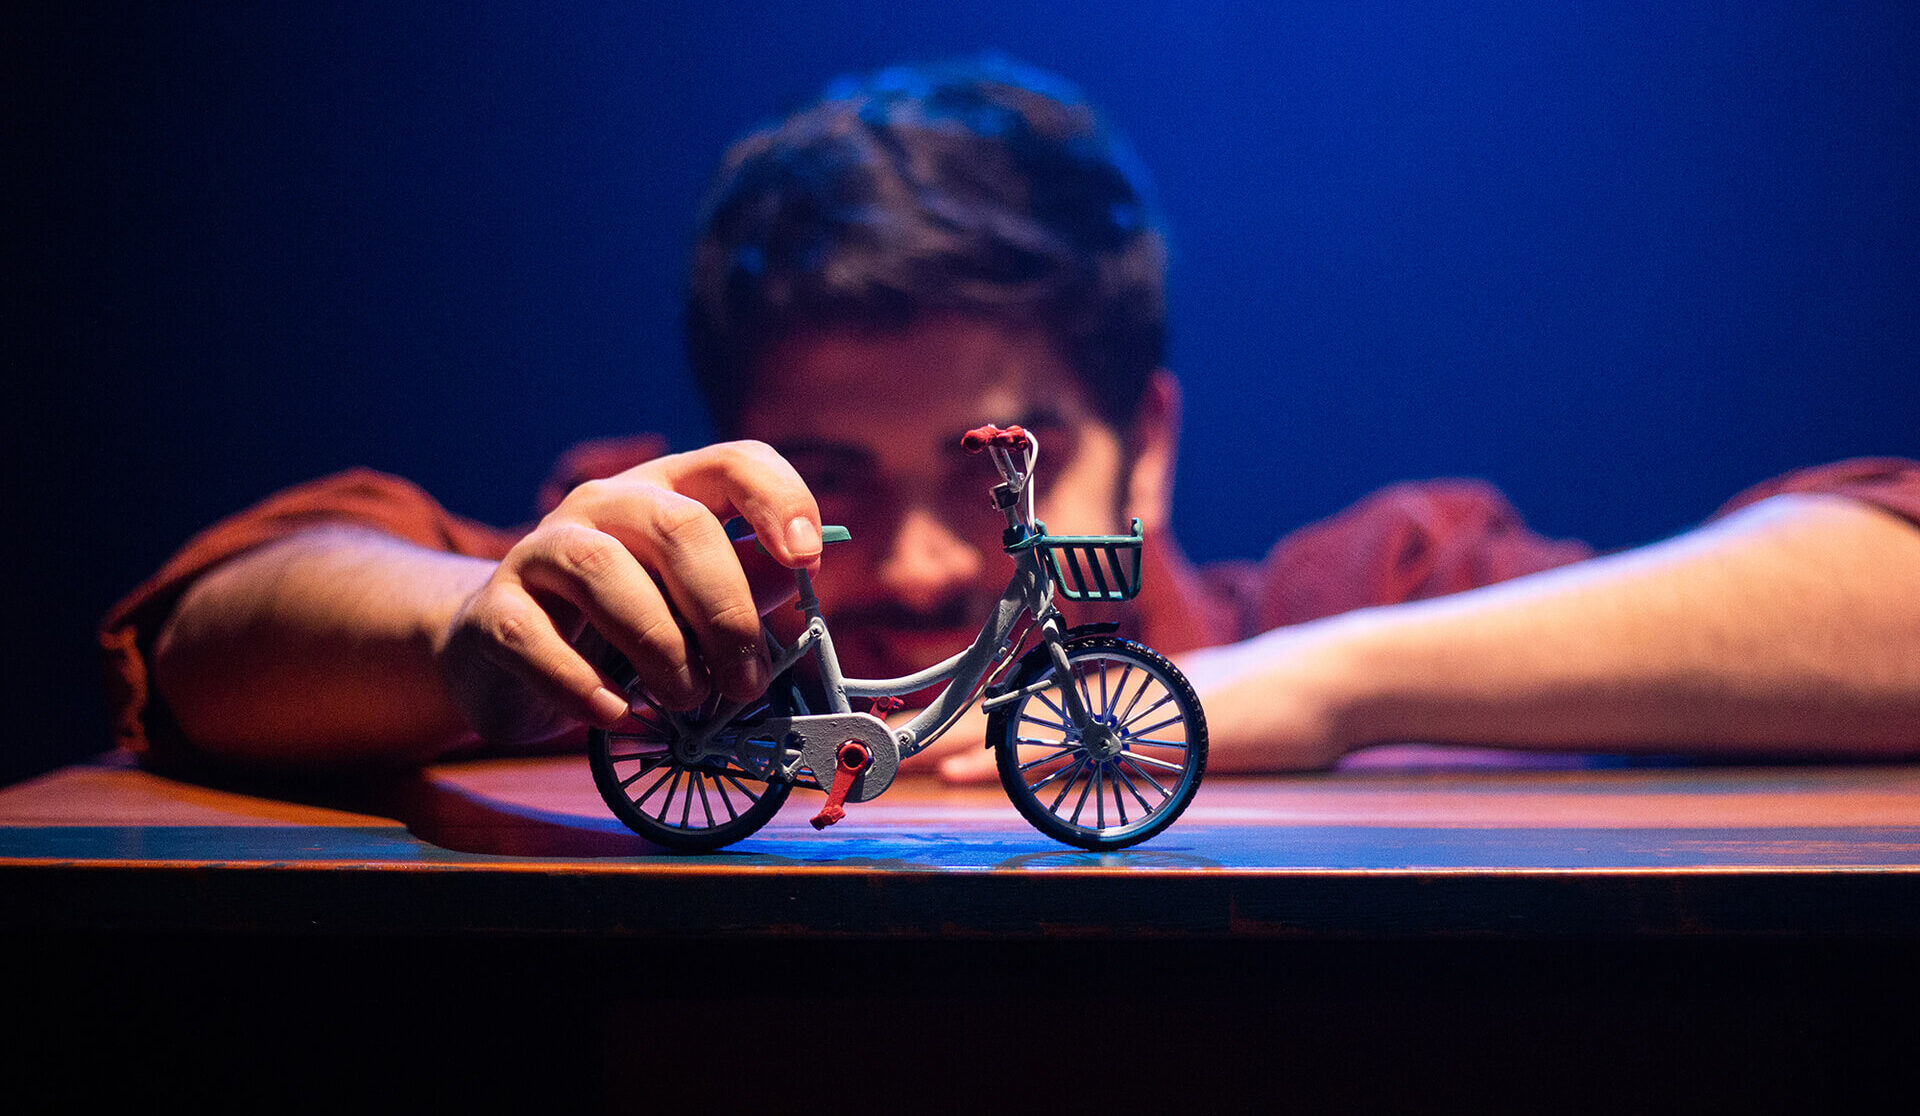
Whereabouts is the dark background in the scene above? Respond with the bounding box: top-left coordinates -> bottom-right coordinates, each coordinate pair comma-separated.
11,2 -> 1917,784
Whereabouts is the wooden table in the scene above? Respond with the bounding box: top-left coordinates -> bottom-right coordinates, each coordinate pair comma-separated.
7,751 -> 1918,1105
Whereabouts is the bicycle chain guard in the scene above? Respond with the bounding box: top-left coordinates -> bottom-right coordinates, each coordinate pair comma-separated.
760,712 -> 900,804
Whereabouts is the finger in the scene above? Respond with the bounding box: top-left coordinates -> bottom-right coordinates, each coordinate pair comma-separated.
642,441 -> 824,568
460,581 -> 633,729
588,488 -> 770,704
512,523 -> 708,709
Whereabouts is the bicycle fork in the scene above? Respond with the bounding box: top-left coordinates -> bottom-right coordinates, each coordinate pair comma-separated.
1034,617 -> 1123,760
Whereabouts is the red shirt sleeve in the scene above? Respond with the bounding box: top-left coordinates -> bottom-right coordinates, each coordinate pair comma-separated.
98,469 -> 519,763
1711,457 -> 1920,528
1253,478 -> 1596,630
99,435 -> 670,765
1249,458 -> 1920,635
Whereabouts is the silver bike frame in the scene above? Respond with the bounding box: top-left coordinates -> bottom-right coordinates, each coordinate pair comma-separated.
681,431 -> 1089,769
786,547 -> 1053,759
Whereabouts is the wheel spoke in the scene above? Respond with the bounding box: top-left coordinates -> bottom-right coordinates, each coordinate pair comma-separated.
696,772 -> 716,828
1120,750 -> 1185,775
1018,712 -> 1078,734
630,763 -> 676,807
1106,764 -> 1128,825
1111,759 -> 1157,812
1119,691 -> 1176,732
1034,687 -> 1071,724
1074,667 -> 1097,722
1117,755 -> 1172,800
1127,711 -> 1187,738
1028,753 -> 1086,795
1068,763 -> 1096,824
720,772 -> 763,804
1123,736 -> 1189,750
617,753 -> 672,791
653,768 -> 684,822
1046,757 -> 1090,811
630,689 -> 671,722
710,774 -> 740,821
1103,664 -> 1134,719
1115,666 -> 1152,725
604,729 -> 665,747
1016,743 -> 1078,772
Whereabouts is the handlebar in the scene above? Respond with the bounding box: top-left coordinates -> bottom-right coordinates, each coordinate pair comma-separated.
961,424 -> 1032,454
962,423 -> 1040,528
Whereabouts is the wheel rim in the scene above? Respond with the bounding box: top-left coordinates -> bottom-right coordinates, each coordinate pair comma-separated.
596,689 -> 790,843
1005,648 -> 1199,843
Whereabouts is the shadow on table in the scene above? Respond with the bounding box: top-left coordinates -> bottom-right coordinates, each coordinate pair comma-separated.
153,755 -> 667,858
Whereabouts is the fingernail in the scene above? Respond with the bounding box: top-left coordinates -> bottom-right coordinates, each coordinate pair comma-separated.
590,686 -> 631,725
786,516 -> 821,557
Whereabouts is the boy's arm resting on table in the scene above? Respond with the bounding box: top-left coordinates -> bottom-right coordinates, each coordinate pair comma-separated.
152,527 -> 496,768
1185,493 -> 1920,771
143,442 -> 826,771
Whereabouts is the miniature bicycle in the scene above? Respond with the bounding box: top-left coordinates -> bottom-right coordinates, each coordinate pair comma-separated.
588,424 -> 1207,851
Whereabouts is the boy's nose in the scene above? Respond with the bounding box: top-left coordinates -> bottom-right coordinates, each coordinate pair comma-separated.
876,505 -> 985,615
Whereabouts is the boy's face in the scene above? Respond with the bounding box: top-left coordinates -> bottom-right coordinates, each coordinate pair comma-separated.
738,315 -> 1144,679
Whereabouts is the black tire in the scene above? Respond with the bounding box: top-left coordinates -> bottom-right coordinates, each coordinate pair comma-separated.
588,670 -> 803,852
989,636 -> 1207,850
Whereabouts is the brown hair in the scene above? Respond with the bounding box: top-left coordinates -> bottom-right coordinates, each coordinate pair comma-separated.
685,55 -> 1166,432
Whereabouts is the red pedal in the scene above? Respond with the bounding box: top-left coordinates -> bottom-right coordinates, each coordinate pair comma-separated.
810,741 -> 873,830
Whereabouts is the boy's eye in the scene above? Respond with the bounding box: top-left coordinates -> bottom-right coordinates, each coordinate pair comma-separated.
805,464 -> 876,500
780,447 -> 872,497
802,465 -> 848,493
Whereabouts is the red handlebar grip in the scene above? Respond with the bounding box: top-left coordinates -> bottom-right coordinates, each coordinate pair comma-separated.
961,423 -> 1031,454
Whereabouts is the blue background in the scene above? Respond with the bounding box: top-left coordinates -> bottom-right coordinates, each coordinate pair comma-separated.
13,2 -> 1917,781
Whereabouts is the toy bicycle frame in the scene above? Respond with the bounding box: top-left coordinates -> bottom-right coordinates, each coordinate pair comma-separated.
665,431 -> 1138,798
591,421 -> 1204,850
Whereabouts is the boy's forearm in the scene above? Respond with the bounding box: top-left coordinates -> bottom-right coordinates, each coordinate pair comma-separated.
1196,494 -> 1920,768
151,526 -> 495,768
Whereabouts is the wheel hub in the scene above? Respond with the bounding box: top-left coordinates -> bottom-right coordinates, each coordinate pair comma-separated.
1081,718 -> 1123,760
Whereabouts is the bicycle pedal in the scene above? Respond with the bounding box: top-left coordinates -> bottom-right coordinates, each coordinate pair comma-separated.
809,740 -> 873,830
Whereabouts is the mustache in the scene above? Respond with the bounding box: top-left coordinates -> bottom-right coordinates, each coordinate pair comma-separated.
830,595 -> 984,632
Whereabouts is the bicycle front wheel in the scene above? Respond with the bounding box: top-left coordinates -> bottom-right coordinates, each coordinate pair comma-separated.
989,636 -> 1207,850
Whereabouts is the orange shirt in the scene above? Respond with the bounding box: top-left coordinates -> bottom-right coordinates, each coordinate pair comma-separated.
101,443 -> 1920,766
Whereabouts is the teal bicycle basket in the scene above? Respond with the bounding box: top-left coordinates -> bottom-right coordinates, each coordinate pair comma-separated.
1012,518 -> 1145,603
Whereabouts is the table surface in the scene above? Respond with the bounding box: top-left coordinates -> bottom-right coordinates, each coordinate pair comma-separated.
9,749 -> 1920,939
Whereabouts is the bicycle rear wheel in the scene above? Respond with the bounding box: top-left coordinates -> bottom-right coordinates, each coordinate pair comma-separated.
989,636 -> 1206,850
589,673 -> 802,852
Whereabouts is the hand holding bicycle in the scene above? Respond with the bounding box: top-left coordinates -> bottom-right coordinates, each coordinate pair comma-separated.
435,441 -> 822,748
